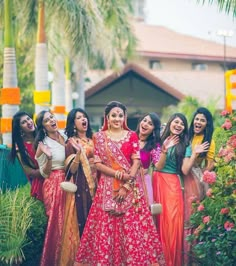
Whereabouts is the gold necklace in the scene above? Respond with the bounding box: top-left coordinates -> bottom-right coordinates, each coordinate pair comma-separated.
108,129 -> 125,141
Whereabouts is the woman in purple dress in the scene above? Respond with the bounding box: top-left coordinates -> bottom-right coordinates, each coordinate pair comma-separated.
136,113 -> 179,206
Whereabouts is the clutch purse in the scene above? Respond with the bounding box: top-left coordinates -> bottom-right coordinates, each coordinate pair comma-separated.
150,203 -> 162,215
60,181 -> 77,193
60,154 -> 77,193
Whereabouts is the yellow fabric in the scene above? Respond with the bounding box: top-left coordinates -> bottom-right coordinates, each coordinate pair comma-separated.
59,192 -> 80,266
191,134 -> 215,167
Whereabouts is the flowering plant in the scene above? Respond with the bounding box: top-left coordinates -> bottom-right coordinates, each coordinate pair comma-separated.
187,111 -> 236,266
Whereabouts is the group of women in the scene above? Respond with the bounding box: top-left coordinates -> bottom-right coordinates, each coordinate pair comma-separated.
10,101 -> 215,266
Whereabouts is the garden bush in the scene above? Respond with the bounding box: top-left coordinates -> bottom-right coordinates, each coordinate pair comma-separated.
187,110 -> 236,266
0,184 -> 47,266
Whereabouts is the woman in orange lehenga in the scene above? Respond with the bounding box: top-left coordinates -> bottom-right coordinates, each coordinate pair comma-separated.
35,110 -> 67,266
59,108 -> 96,266
183,107 -> 215,265
75,101 -> 165,266
153,113 -> 209,266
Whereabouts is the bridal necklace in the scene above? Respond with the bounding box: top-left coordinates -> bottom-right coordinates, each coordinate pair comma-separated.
108,129 -> 125,141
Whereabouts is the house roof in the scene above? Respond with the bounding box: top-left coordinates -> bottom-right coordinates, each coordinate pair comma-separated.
132,22 -> 236,61
85,63 -> 185,100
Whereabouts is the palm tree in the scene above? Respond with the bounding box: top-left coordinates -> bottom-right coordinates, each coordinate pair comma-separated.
1,0 -> 19,146
198,0 -> 236,16
1,0 -> 136,134
34,0 -> 50,115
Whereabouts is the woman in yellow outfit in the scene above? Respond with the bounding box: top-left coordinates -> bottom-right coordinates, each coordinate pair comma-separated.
183,107 -> 215,265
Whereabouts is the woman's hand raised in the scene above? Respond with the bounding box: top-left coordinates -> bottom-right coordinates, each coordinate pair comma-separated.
69,138 -> 81,154
162,135 -> 179,152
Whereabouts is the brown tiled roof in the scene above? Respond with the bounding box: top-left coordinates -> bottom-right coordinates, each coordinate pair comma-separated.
85,63 -> 185,100
132,22 -> 236,61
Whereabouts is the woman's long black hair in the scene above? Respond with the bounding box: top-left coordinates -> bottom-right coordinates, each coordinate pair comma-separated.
136,112 -> 161,151
10,111 -> 36,168
161,113 -> 189,175
189,107 -> 214,158
34,110 -> 49,150
65,108 -> 93,139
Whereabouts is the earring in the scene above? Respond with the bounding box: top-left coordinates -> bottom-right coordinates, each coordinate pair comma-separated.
108,121 -> 111,130
20,130 -> 24,137
74,127 -> 77,136
43,129 -> 47,137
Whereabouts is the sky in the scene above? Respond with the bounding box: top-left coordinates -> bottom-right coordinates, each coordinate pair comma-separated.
145,0 -> 236,47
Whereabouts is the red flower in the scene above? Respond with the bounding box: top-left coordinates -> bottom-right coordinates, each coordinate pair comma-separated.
203,171 -> 216,184
220,208 -> 230,215
227,135 -> 236,148
189,195 -> 197,203
224,221 -> 234,231
197,204 -> 205,211
221,119 -> 232,130
221,110 -> 230,116
206,188 -> 213,197
203,216 -> 210,224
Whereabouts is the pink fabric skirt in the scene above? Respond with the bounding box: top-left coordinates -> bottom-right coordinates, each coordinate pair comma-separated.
75,175 -> 166,266
143,173 -> 154,204
40,169 -> 66,266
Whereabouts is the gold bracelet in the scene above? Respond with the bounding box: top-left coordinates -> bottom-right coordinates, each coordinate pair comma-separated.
123,183 -> 131,191
73,160 -> 80,164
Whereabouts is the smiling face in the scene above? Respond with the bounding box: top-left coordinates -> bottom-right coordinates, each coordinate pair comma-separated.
139,115 -> 154,137
74,111 -> 88,134
20,115 -> 35,134
107,107 -> 125,130
42,112 -> 58,133
170,116 -> 185,135
193,113 -> 207,135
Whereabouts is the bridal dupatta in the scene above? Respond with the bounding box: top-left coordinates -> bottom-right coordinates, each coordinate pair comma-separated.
94,131 -> 139,215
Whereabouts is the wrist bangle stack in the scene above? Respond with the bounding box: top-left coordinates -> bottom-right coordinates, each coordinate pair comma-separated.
47,156 -> 52,160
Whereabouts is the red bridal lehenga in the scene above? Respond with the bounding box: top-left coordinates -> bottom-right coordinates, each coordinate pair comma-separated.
75,130 -> 165,266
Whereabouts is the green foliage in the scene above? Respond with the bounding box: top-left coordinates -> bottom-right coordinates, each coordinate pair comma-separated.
161,96 -> 220,125
0,185 -> 34,265
188,110 -> 236,266
21,193 -> 47,266
0,184 -> 47,266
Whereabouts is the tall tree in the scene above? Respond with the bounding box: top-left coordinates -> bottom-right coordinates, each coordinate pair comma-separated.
0,0 -> 20,146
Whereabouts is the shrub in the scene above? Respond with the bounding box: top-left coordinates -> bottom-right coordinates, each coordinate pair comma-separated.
187,110 -> 236,266
0,185 -> 47,266
0,186 -> 34,265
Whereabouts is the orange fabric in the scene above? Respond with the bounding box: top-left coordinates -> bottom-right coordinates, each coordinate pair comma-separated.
59,192 -> 80,266
105,141 -> 124,194
57,120 -> 66,129
0,118 -> 12,133
153,171 -> 183,266
53,105 -> 66,114
0,87 -> 20,104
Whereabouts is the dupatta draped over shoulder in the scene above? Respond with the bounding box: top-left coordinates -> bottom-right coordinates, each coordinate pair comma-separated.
93,130 -> 141,215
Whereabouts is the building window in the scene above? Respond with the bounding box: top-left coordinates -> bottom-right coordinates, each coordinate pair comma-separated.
192,63 -> 208,71
149,60 -> 162,70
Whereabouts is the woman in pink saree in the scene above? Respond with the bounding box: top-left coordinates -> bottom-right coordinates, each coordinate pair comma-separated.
35,110 -> 67,266
75,101 -> 165,266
